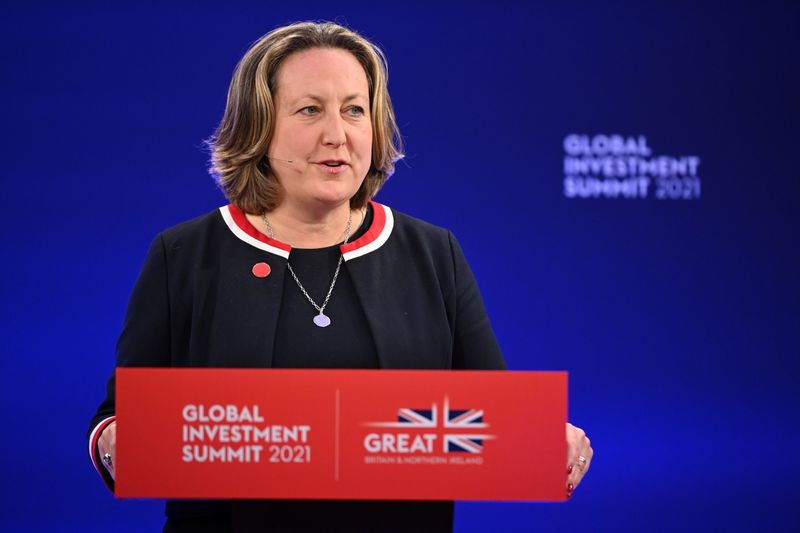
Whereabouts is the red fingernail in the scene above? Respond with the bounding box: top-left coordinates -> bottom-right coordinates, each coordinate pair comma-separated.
568,464 -> 574,474
568,483 -> 574,492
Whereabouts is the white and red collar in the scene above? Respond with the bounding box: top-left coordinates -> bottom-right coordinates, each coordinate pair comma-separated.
219,201 -> 394,261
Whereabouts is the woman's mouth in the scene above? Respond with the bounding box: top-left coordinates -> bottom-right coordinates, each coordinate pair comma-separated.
316,161 -> 350,174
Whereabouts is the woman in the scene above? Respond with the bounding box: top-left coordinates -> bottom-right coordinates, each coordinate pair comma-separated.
88,21 -> 593,532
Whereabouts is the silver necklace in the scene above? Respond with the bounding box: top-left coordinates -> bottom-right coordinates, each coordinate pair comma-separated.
261,211 -> 353,328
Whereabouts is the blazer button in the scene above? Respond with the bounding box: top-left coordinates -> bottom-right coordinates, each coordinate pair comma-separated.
251,262 -> 271,278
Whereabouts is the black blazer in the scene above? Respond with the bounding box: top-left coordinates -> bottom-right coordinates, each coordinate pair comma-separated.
88,202 -> 505,527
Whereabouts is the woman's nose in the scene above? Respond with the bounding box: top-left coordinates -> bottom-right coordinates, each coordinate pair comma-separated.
321,113 -> 347,147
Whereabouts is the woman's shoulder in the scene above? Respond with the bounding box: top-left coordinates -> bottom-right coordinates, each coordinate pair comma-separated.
381,202 -> 452,240
369,202 -> 464,264
156,206 -> 227,244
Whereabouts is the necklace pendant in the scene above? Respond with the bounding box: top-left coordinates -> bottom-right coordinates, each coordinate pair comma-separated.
313,313 -> 331,328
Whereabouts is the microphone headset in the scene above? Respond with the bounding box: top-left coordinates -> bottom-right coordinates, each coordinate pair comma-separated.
265,156 -> 295,164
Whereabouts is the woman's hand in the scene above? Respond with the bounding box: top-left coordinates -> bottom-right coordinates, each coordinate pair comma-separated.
98,421 -> 117,480
566,422 -> 592,498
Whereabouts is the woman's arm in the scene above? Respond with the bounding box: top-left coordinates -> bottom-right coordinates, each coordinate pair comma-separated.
87,233 -> 173,491
447,231 -> 506,370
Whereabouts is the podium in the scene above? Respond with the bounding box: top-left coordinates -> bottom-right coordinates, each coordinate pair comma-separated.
116,368 -> 567,501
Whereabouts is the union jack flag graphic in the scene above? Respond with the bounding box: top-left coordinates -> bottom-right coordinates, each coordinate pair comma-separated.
443,397 -> 489,453
367,405 -> 437,428
398,407 -> 437,427
366,396 -> 494,453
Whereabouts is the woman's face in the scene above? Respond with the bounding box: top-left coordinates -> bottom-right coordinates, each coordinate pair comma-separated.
269,47 -> 372,212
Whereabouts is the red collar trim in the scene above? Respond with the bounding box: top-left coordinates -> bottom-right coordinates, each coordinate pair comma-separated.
342,201 -> 394,261
219,205 -> 291,258
227,204 -> 291,251
219,201 -> 393,260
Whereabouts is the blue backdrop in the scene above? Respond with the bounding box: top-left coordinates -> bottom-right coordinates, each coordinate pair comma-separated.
2,1 -> 798,531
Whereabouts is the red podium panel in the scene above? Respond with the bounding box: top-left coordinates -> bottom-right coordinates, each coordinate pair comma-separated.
116,369 -> 567,501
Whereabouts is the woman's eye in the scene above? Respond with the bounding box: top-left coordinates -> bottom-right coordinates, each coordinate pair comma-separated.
347,106 -> 365,117
299,106 -> 319,115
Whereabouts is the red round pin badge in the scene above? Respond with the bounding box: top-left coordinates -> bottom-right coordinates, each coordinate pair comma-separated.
252,262 -> 271,278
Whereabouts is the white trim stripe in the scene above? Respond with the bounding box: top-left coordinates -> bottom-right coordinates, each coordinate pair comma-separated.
343,204 -> 394,261
88,415 -> 116,472
219,206 -> 291,259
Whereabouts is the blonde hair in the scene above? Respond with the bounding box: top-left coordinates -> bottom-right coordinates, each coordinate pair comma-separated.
207,21 -> 403,213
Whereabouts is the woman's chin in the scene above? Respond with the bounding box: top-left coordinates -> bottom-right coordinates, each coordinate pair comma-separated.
305,185 -> 363,208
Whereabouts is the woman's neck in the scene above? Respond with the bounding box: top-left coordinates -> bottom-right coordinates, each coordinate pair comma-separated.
246,202 -> 359,249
